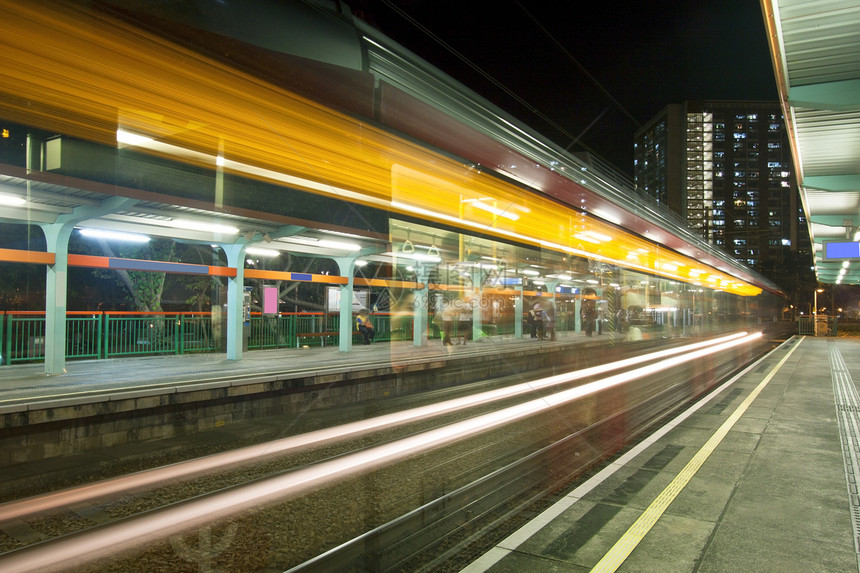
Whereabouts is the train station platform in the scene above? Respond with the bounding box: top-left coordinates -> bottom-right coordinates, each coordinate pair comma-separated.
5,330 -> 669,478
0,330 -> 610,406
463,335 -> 860,573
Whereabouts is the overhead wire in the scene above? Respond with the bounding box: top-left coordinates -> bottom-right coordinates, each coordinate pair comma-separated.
512,0 -> 642,129
378,0 -> 643,161
378,0 -> 610,160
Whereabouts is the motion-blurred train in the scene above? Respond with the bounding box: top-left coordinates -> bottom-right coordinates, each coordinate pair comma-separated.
0,0 -> 785,360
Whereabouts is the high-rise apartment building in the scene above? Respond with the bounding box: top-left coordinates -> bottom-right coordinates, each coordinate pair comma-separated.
633,101 -> 811,285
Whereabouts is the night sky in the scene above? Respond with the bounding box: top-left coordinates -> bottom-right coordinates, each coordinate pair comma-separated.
356,0 -> 779,176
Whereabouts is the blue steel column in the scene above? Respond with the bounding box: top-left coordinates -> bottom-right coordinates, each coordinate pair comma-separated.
41,223 -> 73,375
221,244 -> 246,361
514,286 -> 523,339
39,196 -> 138,375
575,295 -> 582,333
471,269 -> 482,341
412,265 -> 431,347
334,256 -> 358,353
545,280 -> 559,338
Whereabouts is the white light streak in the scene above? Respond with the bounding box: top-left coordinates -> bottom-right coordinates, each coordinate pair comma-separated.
0,332 -> 761,573
0,333 -> 752,526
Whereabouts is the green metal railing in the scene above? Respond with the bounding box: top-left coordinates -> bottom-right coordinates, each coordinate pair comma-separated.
798,315 -> 838,336
0,309 -> 587,365
2,312 -> 217,364
0,311 -> 419,365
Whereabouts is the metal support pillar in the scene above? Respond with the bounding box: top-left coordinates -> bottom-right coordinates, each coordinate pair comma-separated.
471,269 -> 482,341
334,256 -> 361,352
412,265 -> 431,347
41,222 -> 73,375
221,244 -> 247,361
514,286 -> 523,339
39,196 -> 137,375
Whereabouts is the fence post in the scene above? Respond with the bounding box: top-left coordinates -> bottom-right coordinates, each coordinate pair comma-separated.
174,314 -> 181,355
96,312 -> 103,359
4,313 -> 11,365
104,313 -> 111,358
288,314 -> 295,348
178,314 -> 185,355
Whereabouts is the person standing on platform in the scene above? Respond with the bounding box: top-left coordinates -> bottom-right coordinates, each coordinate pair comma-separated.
442,304 -> 455,346
543,304 -> 556,341
527,304 -> 537,338
616,307 -> 627,335
457,302 -> 472,345
533,303 -> 545,340
583,301 -> 596,337
356,308 -> 375,345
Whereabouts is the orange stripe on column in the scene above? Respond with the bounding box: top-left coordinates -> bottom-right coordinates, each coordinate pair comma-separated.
68,254 -> 110,268
0,248 -> 54,264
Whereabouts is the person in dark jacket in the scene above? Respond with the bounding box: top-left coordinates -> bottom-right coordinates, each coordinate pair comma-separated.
356,309 -> 375,345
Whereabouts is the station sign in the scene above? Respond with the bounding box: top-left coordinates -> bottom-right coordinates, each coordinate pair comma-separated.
823,241 -> 860,261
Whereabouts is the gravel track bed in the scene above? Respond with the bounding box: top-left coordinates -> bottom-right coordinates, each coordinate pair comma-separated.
2,370 -> 591,568
71,407 -> 572,572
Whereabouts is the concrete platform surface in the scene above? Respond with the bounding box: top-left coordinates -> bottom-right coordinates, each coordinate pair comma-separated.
464,336 -> 860,573
0,331 -> 604,406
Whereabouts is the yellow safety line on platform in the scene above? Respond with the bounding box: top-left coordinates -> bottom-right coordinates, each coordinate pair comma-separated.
590,337 -> 805,573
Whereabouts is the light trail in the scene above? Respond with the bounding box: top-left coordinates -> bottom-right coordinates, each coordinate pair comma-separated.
0,332 -> 750,523
0,332 -> 761,573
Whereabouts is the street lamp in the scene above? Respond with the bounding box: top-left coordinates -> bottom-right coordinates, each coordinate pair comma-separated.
814,287 -> 825,336
814,287 -> 825,316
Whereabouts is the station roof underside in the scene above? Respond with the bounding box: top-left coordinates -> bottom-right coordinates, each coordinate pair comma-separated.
764,0 -> 860,284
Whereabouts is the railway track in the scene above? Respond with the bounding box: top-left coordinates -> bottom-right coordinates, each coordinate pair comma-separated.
0,332 -> 770,572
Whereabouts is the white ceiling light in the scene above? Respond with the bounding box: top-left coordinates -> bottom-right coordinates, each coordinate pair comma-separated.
462,198 -> 520,221
246,247 -> 280,257
0,193 -> 26,206
116,129 -> 154,146
168,219 -> 239,234
79,228 -> 150,243
319,239 -> 361,251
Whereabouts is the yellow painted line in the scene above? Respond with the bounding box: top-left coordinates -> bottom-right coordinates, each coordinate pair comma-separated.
590,337 -> 805,572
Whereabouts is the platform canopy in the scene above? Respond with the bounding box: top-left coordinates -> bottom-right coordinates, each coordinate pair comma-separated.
763,0 -> 860,284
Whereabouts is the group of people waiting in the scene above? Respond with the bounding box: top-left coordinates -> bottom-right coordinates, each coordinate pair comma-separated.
356,299 -> 624,348
437,303 -> 473,346
527,303 -> 556,341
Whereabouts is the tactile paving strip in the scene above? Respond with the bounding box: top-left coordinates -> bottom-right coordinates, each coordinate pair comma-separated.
828,342 -> 860,566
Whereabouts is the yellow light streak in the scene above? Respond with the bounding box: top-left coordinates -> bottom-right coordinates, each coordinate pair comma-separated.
0,0 -> 762,296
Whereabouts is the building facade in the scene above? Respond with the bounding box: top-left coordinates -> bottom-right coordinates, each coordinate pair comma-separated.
634,101 -> 811,285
